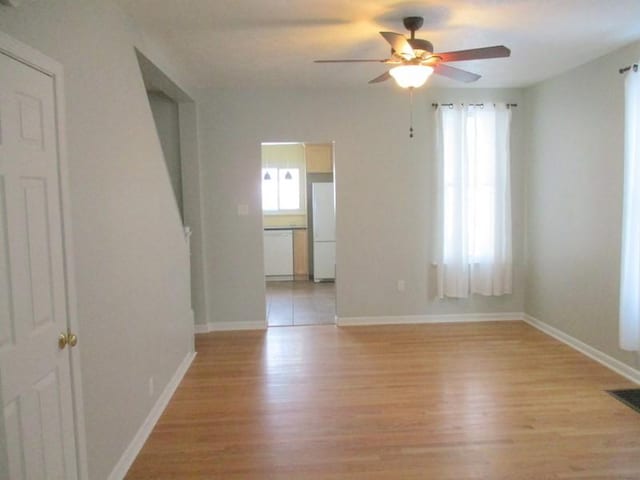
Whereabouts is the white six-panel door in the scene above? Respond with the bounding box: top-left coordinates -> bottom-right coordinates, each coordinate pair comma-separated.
0,51 -> 78,479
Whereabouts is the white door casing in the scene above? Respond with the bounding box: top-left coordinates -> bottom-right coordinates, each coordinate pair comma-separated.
0,36 -> 85,479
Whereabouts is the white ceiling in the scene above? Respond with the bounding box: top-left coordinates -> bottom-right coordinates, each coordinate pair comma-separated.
114,0 -> 640,89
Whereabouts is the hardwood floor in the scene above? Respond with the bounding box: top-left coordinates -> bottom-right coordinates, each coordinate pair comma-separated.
125,322 -> 640,479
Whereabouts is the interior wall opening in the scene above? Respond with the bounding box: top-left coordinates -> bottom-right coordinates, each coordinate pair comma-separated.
261,142 -> 336,327
135,49 -> 207,327
147,90 -> 183,221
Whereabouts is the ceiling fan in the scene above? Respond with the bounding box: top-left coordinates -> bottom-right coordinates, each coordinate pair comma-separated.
315,16 -> 511,88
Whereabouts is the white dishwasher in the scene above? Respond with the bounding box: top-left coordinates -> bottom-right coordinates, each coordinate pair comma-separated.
263,229 -> 293,277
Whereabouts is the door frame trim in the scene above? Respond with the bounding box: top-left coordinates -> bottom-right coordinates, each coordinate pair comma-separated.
0,30 -> 89,480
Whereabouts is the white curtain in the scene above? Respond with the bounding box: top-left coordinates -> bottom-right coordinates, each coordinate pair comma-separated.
620,68 -> 640,351
434,104 -> 512,298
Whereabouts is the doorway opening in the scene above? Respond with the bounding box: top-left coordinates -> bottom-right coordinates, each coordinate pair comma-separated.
261,142 -> 336,326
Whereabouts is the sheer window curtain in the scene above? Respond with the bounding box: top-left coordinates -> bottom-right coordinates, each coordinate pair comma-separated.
620,66 -> 640,351
434,104 -> 512,298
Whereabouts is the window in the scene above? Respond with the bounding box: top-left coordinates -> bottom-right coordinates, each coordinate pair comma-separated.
435,103 -> 512,298
261,167 -> 302,212
619,65 -> 640,351
261,142 -> 306,214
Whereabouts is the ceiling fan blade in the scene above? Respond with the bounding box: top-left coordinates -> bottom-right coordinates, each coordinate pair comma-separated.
314,59 -> 388,63
368,71 -> 391,84
380,32 -> 415,59
434,64 -> 481,83
436,45 -> 510,63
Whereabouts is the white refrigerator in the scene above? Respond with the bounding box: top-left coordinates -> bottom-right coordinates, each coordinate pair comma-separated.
312,182 -> 335,281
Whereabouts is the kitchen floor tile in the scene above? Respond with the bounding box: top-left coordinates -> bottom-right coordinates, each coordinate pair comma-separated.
266,280 -> 335,327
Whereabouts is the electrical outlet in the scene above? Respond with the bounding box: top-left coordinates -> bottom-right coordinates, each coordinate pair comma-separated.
397,280 -> 405,292
148,377 -> 154,397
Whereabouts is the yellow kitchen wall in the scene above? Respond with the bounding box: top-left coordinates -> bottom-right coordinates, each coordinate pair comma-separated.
262,143 -> 305,168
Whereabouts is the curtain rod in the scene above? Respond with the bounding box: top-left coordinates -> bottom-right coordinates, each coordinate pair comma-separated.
432,103 -> 518,108
619,64 -> 638,74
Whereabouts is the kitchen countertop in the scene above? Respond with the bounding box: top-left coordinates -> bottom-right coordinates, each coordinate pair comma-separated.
264,226 -> 307,231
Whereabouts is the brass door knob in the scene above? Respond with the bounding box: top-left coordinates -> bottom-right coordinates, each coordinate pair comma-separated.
58,331 -> 78,349
58,333 -> 68,349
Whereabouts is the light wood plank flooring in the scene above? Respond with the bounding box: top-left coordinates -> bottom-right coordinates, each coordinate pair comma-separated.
125,322 -> 640,479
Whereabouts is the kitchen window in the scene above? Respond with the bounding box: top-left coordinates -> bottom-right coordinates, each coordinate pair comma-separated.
262,167 -> 305,213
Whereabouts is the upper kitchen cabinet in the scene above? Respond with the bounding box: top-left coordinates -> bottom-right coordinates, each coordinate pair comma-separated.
305,143 -> 333,174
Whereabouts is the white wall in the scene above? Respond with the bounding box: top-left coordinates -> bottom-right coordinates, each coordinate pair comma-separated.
196,87 -> 525,326
0,1 -> 195,478
524,40 -> 640,371
0,370 -> 7,480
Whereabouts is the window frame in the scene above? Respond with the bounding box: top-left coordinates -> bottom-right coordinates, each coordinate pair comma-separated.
261,166 -> 306,215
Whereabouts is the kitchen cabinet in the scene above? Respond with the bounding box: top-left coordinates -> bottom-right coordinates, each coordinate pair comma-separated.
305,144 -> 333,173
293,229 -> 309,278
263,230 -> 293,276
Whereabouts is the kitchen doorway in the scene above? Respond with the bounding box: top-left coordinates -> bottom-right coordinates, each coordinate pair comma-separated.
261,142 -> 336,327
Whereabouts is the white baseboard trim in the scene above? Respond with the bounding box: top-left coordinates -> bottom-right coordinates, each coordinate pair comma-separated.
194,321 -> 266,333
108,350 -> 196,480
337,312 -> 524,326
523,314 -> 640,385
194,323 -> 208,334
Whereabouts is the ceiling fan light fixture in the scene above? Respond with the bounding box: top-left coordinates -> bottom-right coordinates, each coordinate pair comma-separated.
389,65 -> 434,89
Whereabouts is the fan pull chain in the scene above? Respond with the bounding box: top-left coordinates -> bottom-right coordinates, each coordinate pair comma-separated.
409,87 -> 414,139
